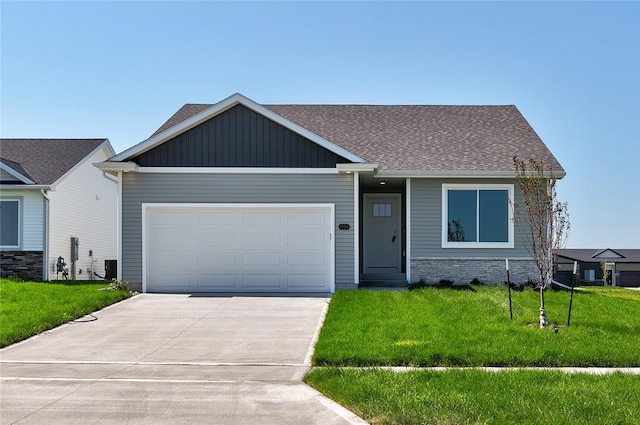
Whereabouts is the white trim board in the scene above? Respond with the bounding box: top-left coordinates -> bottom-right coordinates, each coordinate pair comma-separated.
406,178 -> 411,283
136,167 -> 341,174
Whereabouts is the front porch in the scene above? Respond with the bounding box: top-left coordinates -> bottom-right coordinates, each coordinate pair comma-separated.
357,175 -> 409,288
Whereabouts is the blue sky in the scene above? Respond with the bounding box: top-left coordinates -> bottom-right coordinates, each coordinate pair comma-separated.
1,1 -> 639,248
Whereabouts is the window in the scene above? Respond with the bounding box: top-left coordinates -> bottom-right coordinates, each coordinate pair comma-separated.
442,184 -> 514,248
0,199 -> 20,248
373,203 -> 392,217
584,270 -> 595,282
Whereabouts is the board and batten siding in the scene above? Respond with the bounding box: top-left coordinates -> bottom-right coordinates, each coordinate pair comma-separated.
121,172 -> 355,288
410,178 -> 532,258
48,145 -> 117,280
0,190 -> 44,251
132,105 -> 350,168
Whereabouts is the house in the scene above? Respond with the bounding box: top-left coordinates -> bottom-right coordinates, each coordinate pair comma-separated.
1,139 -> 117,281
555,249 -> 640,287
98,93 -> 565,294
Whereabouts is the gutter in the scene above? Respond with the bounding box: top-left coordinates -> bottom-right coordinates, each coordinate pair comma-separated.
376,170 -> 567,179
0,184 -> 52,190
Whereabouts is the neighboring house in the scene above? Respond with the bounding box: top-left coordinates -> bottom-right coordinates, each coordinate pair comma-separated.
98,93 -> 565,294
1,139 -> 117,281
555,249 -> 640,287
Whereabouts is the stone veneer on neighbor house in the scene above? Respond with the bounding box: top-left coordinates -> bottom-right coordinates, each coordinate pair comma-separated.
411,258 -> 538,285
0,251 -> 44,281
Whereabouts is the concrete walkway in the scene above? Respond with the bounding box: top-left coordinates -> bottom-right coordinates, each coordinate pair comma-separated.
0,294 -> 368,425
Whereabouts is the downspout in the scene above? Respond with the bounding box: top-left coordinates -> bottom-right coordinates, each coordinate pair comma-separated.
353,172 -> 359,286
40,189 -> 50,281
117,171 -> 122,280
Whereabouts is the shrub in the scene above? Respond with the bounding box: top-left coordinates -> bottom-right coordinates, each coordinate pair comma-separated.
408,278 -> 429,290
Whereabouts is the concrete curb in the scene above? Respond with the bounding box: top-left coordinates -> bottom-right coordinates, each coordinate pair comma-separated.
312,366 -> 640,375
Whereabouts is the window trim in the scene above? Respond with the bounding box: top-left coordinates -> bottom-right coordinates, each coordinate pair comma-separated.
441,184 -> 514,249
0,197 -> 22,249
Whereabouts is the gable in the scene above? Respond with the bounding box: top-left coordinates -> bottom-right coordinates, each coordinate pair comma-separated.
593,249 -> 624,259
0,139 -> 110,185
130,104 -> 353,168
1,159 -> 35,184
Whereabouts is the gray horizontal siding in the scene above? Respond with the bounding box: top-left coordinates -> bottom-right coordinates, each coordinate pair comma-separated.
133,105 -> 350,168
122,172 -> 355,287
410,178 -> 533,258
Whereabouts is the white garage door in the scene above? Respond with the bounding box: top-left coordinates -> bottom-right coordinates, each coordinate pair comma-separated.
143,204 -> 334,293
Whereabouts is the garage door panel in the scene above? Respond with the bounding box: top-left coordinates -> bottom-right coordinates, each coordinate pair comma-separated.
150,230 -> 193,248
197,228 -> 239,248
242,231 -> 282,247
287,275 -> 327,290
288,252 -> 328,267
149,249 -> 193,269
152,273 -> 192,289
243,274 -> 282,289
242,252 -> 283,267
197,251 -> 237,267
288,211 -> 327,225
287,230 -> 326,248
197,274 -> 238,290
146,205 -> 333,293
243,211 -> 282,225
197,211 -> 238,225
150,210 -> 194,226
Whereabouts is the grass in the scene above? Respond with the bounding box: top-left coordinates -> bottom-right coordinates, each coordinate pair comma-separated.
307,286 -> 640,424
305,368 -> 640,425
0,278 -> 131,347
579,285 -> 640,302
313,286 -> 640,367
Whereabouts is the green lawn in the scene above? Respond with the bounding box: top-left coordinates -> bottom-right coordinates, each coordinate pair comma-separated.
305,368 -> 640,425
0,278 -> 131,347
313,286 -> 640,367
307,286 -> 640,424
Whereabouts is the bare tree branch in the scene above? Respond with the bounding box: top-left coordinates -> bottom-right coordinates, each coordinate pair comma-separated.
513,157 -> 570,328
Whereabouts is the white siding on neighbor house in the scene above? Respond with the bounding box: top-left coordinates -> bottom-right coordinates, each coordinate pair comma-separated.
48,145 -> 117,280
410,178 -> 532,258
121,172 -> 355,288
0,190 -> 44,251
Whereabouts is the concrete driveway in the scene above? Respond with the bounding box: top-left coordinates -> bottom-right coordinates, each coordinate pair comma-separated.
0,294 -> 367,425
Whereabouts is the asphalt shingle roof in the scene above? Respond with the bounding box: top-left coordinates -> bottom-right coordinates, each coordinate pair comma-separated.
557,249 -> 640,263
152,103 -> 564,173
0,139 -> 107,185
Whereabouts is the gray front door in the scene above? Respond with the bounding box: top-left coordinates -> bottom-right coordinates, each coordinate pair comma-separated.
363,194 -> 402,273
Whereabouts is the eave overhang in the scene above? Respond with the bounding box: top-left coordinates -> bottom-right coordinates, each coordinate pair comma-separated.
376,170 -> 566,179
336,163 -> 379,173
94,161 -> 139,173
0,184 -> 52,190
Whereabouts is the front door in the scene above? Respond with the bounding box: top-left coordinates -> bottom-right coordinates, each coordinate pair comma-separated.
363,194 -> 402,274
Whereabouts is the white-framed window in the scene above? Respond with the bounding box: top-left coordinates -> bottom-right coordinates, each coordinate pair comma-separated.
0,198 -> 21,248
442,184 -> 514,248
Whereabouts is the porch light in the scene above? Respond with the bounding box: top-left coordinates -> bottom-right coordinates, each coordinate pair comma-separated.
379,181 -> 386,185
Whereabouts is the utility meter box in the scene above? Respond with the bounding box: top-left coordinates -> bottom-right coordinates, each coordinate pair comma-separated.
71,237 -> 79,261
